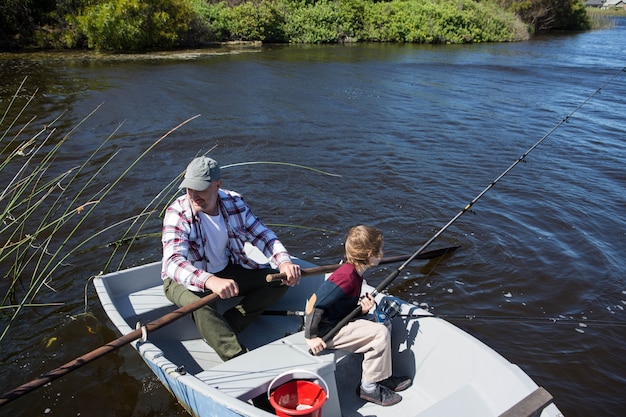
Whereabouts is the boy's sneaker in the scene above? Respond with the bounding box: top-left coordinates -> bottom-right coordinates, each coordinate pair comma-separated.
358,384 -> 402,406
380,375 -> 412,392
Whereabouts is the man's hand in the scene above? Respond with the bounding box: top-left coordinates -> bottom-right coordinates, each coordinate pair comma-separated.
205,275 -> 239,299
279,261 -> 301,286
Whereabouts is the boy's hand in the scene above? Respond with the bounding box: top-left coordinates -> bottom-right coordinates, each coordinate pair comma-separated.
359,293 -> 375,314
305,337 -> 327,355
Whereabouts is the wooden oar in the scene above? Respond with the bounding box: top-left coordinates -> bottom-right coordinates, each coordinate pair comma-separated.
266,245 -> 460,282
1,247 -> 459,405
0,292 -> 219,406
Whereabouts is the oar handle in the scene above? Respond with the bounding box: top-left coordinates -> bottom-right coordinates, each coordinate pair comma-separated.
266,246 -> 459,282
0,291 -> 219,406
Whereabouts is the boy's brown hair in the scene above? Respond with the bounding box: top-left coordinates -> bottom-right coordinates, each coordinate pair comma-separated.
345,225 -> 383,267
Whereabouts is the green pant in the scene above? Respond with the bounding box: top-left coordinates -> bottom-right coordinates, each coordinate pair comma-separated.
163,263 -> 288,361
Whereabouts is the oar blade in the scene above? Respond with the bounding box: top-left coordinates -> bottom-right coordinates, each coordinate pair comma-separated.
414,245 -> 460,260
378,245 -> 460,265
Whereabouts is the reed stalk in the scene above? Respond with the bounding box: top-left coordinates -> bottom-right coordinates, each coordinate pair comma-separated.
586,8 -> 619,30
1,78 -> 341,346
0,79 -> 197,344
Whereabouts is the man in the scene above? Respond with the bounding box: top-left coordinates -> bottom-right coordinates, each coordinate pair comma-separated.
161,156 -> 301,361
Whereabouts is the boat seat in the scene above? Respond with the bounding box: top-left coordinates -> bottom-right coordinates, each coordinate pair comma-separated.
195,331 -> 343,416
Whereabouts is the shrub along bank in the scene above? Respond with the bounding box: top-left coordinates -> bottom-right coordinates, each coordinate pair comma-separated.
1,0 -> 590,52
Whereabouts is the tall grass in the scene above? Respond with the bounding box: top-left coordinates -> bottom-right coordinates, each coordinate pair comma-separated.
0,79 -> 341,345
0,78 -> 199,344
586,8 -> 621,30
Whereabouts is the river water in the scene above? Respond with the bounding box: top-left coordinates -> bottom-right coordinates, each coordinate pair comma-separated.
1,17 -> 625,417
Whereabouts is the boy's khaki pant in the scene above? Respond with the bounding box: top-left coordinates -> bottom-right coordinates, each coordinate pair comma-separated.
326,318 -> 392,384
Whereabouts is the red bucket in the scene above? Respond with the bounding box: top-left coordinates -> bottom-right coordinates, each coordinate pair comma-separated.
268,370 -> 329,417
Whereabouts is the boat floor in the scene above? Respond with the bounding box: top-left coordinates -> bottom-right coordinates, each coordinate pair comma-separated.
134,283 -> 433,415
150,321 -> 436,416
145,308 -> 497,417
153,324 -> 505,417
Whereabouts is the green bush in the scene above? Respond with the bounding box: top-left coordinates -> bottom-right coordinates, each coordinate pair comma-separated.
230,1 -> 287,42
197,0 -> 527,44
552,0 -> 590,30
193,1 -> 233,41
260,1 -> 289,42
2,0 -> 537,51
361,0 -> 525,43
77,0 -> 195,51
282,1 -> 341,43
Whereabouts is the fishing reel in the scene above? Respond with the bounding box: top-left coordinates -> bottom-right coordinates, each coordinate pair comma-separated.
375,297 -> 402,323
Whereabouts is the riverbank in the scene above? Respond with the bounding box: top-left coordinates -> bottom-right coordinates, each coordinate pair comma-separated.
1,0 -> 593,52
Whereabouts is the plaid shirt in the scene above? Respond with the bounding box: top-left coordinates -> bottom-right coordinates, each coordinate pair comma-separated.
161,189 -> 291,291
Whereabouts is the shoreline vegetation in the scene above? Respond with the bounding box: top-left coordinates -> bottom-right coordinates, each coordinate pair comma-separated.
0,0 -> 617,53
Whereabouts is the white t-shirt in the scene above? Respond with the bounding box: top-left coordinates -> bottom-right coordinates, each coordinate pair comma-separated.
199,212 -> 229,273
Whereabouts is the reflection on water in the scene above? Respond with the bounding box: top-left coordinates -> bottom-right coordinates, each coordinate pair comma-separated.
1,18 -> 625,417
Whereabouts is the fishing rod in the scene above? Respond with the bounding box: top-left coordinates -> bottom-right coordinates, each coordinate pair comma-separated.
264,309 -> 626,328
319,67 -> 626,346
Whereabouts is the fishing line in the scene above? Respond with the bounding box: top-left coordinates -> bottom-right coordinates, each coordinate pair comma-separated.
407,66 -> 626,275
264,309 -> 626,328
322,66 -> 626,344
405,313 -> 626,328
